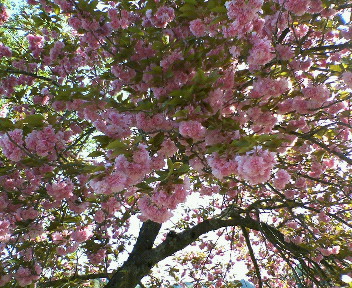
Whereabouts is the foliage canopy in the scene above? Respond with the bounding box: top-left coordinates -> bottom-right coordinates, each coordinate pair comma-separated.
0,0 -> 351,287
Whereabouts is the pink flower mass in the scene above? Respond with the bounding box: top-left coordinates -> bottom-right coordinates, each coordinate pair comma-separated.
236,149 -> 276,185
179,120 -> 206,140
0,0 -> 351,287
0,129 -> 24,162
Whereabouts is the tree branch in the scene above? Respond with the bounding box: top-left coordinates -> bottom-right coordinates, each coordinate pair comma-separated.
289,131 -> 352,165
303,42 -> 351,52
241,226 -> 263,288
38,273 -> 110,287
0,68 -> 60,86
104,220 -> 162,288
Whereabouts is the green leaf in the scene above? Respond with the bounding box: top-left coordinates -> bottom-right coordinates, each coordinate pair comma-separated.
180,3 -> 198,18
231,138 -> 251,148
136,100 -> 154,111
206,143 -> 224,153
22,114 -> 45,128
184,0 -> 197,4
106,139 -> 128,150
135,181 -> 153,191
329,64 -> 343,73
211,6 -> 227,13
0,118 -> 14,131
93,135 -> 111,148
21,158 -> 43,167
177,164 -> 189,174
150,132 -> 165,148
87,151 -> 105,157
83,165 -> 105,172
173,109 -> 189,118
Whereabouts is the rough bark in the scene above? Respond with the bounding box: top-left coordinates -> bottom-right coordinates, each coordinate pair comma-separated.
103,212 -> 311,288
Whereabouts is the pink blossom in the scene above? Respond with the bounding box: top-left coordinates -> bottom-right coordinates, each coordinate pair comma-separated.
189,19 -> 206,37
88,248 -> 106,265
284,0 -> 310,16
89,172 -> 127,195
327,101 -> 346,115
0,43 -> 12,58
273,169 -> 291,189
292,97 -> 310,114
160,50 -> 183,71
101,197 -> 121,215
341,26 -> 352,40
295,177 -> 307,188
46,180 -> 74,201
207,153 -> 238,179
56,246 -> 67,256
135,112 -> 172,132
275,45 -> 294,60
284,190 -> 296,200
342,71 -> 352,88
93,110 -> 133,139
159,138 -> 178,157
138,195 -> 173,223
318,246 -> 340,256
309,0 -> 323,13
147,6 -> 175,28
290,58 -> 312,72
189,157 -> 205,172
318,212 -> 329,222
0,220 -> 10,237
25,126 -> 64,158
286,221 -> 299,229
152,180 -> 190,210
151,155 -> 166,170
51,231 -> 66,244
111,65 -> 136,83
302,84 -> 330,109
199,185 -> 220,196
235,149 -> 276,185
309,161 -> 325,178
71,226 -> 93,243
21,207 -> 39,220
206,88 -> 224,113
94,210 -> 105,223
0,129 -> 25,162
0,274 -> 11,286
50,41 -> 65,61
27,34 -> 44,58
0,5 -> 9,25
54,0 -> 74,11
223,20 -> 253,38
179,120 -> 206,140
15,267 -> 33,287
131,40 -> 155,61
251,77 -> 289,100
248,38 -> 274,67
225,0 -> 263,21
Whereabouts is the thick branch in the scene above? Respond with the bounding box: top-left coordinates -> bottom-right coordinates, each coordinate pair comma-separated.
0,68 -> 59,86
289,131 -> 352,165
241,226 -> 263,288
104,211 -> 313,288
303,42 -> 352,52
38,273 -> 110,287
104,221 -> 162,288
130,220 -> 162,257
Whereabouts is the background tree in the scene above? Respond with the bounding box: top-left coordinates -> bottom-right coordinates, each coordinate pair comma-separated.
0,0 -> 351,287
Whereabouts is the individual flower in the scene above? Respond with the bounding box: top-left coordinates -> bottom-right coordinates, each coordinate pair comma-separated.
235,149 -> 276,185
189,19 -> 206,37
179,120 -> 206,140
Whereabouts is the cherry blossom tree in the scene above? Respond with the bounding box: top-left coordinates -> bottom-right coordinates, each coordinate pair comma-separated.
0,0 -> 351,287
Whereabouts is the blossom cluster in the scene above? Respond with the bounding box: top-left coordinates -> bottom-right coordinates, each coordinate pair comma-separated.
138,179 -> 190,223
